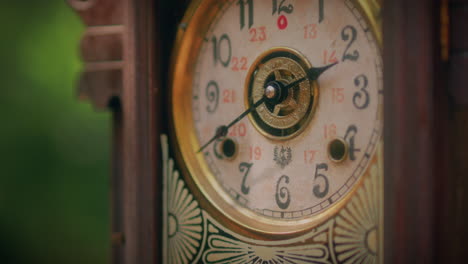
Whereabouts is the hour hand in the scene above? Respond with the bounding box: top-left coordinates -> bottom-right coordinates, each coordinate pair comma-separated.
196,97 -> 266,153
275,62 -> 339,93
197,125 -> 228,153
306,61 -> 338,81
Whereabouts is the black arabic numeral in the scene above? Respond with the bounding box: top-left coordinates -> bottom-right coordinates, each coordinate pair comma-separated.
313,163 -> 329,198
353,74 -> 370,109
239,162 -> 253,195
212,34 -> 232,67
272,0 -> 294,15
275,175 -> 291,209
205,80 -> 219,113
344,125 -> 361,161
237,0 -> 254,30
341,25 -> 359,62
319,0 -> 324,23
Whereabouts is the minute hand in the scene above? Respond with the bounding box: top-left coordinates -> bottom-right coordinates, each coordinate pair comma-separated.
196,62 -> 338,153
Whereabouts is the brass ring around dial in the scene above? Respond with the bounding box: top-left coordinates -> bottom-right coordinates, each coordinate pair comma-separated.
245,47 -> 319,140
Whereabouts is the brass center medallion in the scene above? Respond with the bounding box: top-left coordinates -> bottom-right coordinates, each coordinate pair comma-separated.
246,48 -> 318,140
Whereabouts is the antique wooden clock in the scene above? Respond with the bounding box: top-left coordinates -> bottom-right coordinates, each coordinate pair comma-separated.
69,0 -> 467,263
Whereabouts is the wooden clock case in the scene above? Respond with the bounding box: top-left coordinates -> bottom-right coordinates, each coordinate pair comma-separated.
68,0 -> 468,263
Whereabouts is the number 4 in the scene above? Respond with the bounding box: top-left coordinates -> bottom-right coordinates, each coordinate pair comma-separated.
323,50 -> 338,64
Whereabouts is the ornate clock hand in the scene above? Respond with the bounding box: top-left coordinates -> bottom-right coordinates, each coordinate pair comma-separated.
197,62 -> 338,153
305,61 -> 338,81
197,97 -> 267,153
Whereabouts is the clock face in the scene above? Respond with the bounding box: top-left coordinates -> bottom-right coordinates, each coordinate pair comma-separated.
172,0 -> 382,233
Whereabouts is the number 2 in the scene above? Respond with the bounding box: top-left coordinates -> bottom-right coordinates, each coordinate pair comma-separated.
341,25 -> 359,62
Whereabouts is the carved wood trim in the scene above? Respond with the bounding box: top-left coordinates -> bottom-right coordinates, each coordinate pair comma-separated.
69,1 -> 160,264
69,0 -> 125,110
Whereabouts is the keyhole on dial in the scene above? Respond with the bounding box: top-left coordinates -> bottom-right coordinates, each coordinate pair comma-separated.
328,138 -> 348,163
220,138 -> 238,160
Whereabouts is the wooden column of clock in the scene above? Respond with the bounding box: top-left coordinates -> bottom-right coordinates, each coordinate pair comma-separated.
384,0 -> 468,263
443,0 -> 468,262
68,0 -> 468,263
68,0 -> 163,263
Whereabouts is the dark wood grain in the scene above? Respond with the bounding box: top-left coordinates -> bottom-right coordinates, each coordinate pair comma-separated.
442,0 -> 468,262
449,2 -> 468,51
449,1 -> 468,106
383,0 -> 441,263
444,111 -> 468,262
449,56 -> 468,106
385,0 -> 468,263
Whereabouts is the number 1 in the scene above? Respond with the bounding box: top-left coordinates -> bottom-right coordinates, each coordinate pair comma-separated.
319,0 -> 324,23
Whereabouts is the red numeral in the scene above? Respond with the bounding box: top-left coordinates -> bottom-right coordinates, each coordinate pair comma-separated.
324,124 -> 337,139
249,146 -> 262,160
277,15 -> 288,30
304,24 -> 318,39
231,57 -> 248,71
240,57 -> 248,70
332,88 -> 345,103
223,90 -> 236,103
323,50 -> 338,65
304,150 -> 318,164
228,123 -> 247,137
249,26 -> 267,42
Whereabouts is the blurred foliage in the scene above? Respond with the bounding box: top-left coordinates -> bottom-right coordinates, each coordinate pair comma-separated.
0,2 -> 110,263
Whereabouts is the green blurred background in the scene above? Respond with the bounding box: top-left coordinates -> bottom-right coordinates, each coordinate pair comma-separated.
0,2 -> 110,263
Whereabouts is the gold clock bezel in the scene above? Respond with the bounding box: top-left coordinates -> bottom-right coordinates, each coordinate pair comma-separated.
170,0 -> 382,237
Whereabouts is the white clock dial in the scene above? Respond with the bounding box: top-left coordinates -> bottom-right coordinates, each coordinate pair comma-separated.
187,0 -> 382,221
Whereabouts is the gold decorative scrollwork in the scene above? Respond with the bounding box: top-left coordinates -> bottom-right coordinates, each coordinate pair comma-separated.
162,135 -> 383,264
